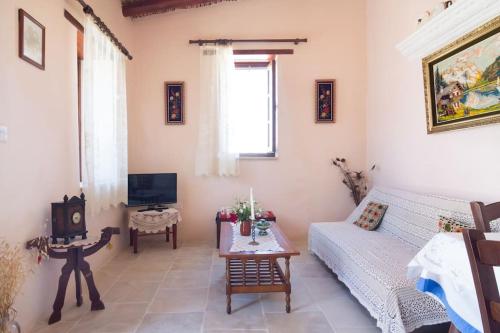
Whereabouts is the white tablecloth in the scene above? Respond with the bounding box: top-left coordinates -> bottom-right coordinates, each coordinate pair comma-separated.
229,223 -> 284,253
407,232 -> 500,333
129,208 -> 181,233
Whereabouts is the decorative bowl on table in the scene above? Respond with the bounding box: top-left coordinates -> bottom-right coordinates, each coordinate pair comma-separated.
256,219 -> 271,236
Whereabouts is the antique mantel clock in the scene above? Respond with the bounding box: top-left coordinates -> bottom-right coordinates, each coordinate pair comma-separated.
51,193 -> 88,244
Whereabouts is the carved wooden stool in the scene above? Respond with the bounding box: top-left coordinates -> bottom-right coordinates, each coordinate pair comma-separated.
26,227 -> 120,324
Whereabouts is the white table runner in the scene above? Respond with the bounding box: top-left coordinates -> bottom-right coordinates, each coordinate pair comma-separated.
229,223 -> 284,253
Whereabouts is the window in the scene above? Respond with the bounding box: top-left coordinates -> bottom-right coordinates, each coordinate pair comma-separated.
65,11 -> 128,213
232,54 -> 277,157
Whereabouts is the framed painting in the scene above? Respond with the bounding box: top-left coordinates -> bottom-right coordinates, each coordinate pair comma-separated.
423,17 -> 500,133
165,82 -> 184,124
315,80 -> 335,123
18,9 -> 45,70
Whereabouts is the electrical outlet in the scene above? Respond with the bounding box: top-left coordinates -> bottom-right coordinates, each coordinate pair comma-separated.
0,125 -> 7,143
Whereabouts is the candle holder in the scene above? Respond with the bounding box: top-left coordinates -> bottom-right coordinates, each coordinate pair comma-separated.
248,219 -> 259,246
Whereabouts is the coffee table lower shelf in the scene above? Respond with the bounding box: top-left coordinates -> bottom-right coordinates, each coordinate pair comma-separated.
225,257 -> 291,314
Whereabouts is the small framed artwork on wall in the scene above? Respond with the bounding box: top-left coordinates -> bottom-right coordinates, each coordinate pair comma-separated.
315,80 -> 335,123
165,82 -> 184,124
18,9 -> 45,70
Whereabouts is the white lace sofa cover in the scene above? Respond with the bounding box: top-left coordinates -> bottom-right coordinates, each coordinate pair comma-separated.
309,187 -> 476,333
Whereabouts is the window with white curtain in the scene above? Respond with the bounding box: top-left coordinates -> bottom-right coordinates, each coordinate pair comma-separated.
81,17 -> 128,215
231,55 -> 277,157
195,48 -> 278,177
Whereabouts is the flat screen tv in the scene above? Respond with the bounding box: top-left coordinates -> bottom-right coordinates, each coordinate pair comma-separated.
128,173 -> 177,207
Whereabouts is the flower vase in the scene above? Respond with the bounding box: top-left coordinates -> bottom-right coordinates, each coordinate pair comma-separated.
0,314 -> 20,333
240,220 -> 252,236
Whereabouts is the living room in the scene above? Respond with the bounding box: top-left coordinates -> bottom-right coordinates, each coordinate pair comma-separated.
0,0 -> 499,332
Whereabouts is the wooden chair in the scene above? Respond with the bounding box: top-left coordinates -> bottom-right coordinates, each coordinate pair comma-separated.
470,201 -> 500,232
463,229 -> 500,333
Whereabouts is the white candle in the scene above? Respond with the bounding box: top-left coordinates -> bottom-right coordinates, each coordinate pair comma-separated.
250,187 -> 255,220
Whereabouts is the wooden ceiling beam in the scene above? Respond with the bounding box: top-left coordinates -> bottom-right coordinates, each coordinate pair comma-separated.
122,0 -> 234,18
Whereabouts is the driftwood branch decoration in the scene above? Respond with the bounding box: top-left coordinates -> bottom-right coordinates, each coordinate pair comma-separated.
332,157 -> 375,206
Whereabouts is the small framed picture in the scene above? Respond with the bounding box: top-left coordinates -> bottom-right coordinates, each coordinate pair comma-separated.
165,82 -> 184,124
315,80 -> 335,123
18,9 -> 45,70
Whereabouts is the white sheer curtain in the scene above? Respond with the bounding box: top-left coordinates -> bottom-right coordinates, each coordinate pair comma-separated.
195,44 -> 239,176
82,17 -> 128,215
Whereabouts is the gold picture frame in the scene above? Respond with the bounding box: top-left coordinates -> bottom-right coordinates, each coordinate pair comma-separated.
423,16 -> 500,134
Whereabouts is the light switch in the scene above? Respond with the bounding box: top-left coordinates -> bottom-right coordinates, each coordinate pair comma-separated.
0,126 -> 7,143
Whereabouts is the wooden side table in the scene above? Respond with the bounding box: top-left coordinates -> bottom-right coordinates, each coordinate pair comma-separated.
26,227 -> 120,324
129,224 -> 177,253
215,210 -> 276,248
128,208 -> 181,253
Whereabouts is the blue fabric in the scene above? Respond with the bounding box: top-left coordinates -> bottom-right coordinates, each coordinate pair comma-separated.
417,278 -> 481,333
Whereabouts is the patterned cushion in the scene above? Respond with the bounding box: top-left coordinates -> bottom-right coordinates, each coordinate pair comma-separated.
353,201 -> 388,230
437,215 -> 471,232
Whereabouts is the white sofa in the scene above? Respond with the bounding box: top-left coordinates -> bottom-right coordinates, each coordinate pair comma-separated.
308,187 -> 477,333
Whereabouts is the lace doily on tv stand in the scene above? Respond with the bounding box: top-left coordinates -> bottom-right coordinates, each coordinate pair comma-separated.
129,208 -> 181,233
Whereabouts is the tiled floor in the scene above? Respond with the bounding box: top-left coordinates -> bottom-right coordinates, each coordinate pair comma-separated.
33,236 -> 448,333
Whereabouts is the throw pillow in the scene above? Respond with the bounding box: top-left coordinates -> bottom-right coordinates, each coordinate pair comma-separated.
437,216 -> 471,233
353,201 -> 388,231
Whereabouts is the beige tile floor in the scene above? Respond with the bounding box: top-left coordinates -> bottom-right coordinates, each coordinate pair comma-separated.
33,236 -> 449,333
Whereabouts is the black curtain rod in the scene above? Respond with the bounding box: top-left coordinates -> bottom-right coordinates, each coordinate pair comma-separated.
76,0 -> 133,60
189,38 -> 308,46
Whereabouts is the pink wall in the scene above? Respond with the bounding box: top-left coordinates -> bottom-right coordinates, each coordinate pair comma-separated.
0,0 -> 133,331
8,0 -> 496,330
366,0 -> 500,203
127,0 -> 367,241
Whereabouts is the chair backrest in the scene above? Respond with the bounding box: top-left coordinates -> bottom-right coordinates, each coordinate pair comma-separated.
463,229 -> 500,333
470,201 -> 500,232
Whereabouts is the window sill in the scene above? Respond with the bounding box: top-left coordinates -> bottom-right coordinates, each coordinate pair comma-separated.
239,153 -> 278,160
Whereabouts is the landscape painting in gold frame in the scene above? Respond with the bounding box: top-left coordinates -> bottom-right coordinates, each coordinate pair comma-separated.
423,16 -> 500,134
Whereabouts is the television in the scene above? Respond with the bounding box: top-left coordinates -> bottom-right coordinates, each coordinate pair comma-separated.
128,173 -> 177,207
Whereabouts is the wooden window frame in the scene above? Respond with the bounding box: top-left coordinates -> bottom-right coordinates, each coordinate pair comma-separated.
234,56 -> 277,158
77,33 -> 83,182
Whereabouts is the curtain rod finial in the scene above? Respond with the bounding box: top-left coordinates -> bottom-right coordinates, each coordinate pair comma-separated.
83,5 -> 93,15
78,0 -> 132,60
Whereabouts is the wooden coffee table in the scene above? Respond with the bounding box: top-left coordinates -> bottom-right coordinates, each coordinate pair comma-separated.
219,222 -> 300,314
